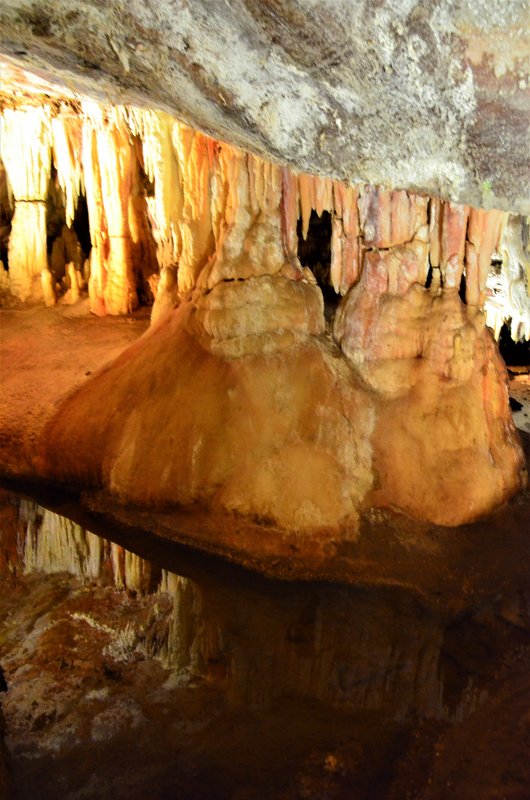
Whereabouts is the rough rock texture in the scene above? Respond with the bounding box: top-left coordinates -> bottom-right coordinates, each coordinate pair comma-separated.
38,279 -> 523,535
0,84 -> 526,541
0,108 -> 525,538
1,95 -> 527,336
0,1 -> 529,213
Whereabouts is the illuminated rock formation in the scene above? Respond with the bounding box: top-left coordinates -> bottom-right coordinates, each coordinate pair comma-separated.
0,75 -> 526,544
82,103 -> 141,315
0,106 -> 54,303
33,108 -> 523,534
21,500 -> 158,594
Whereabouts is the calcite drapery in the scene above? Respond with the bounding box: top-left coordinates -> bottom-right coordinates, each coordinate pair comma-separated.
82,102 -> 140,315
0,106 -> 54,303
51,110 -> 84,228
42,126 -> 377,532
0,88 -> 526,540
39,116 -> 524,534
1,94 -> 527,340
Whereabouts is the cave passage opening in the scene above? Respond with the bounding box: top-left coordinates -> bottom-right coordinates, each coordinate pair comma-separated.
499,324 -> 530,367
297,209 -> 339,325
45,163 -> 91,295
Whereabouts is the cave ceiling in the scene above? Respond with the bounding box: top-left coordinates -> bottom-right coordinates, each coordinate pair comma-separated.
0,0 -> 529,214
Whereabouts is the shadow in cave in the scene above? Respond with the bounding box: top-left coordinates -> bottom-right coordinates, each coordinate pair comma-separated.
297,209 -> 339,326
0,157 -> 13,271
499,323 -> 530,368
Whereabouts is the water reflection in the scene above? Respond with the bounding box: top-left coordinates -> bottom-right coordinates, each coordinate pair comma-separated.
2,492 -> 530,800
7,498 -> 493,722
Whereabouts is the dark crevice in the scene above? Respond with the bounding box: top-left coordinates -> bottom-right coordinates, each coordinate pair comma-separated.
130,141 -> 159,307
498,324 -> 530,367
72,195 -> 92,257
0,156 -> 12,270
297,210 -> 331,281
425,263 -> 433,289
459,270 -> 467,304
297,209 -> 338,326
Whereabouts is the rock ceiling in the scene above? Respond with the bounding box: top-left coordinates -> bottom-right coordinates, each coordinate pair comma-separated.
1,0 -> 529,213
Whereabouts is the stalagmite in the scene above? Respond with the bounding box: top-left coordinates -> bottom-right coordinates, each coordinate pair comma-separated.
333,191 -> 523,525
0,106 -> 53,302
191,146 -> 323,359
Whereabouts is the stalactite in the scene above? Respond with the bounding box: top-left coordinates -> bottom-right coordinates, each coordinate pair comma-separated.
439,201 -> 469,290
81,103 -> 108,315
330,182 -> 360,295
22,502 -> 105,580
127,138 -> 159,297
469,210 -> 505,299
128,109 -> 183,267
0,106 -> 53,302
97,120 -> 137,314
51,109 -> 84,228
172,124 -> 215,293
298,173 -> 315,242
0,89 -> 526,352
197,144 -> 286,291
280,167 -> 299,257
18,501 -> 159,595
81,101 -> 141,315
358,186 -> 428,250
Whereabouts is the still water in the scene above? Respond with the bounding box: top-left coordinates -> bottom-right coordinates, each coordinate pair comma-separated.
0,492 -> 529,799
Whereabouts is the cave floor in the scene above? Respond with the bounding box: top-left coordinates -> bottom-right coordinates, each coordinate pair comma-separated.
0,300 -> 151,477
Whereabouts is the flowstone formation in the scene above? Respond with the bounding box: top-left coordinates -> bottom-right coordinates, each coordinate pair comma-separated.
0,81 -> 527,542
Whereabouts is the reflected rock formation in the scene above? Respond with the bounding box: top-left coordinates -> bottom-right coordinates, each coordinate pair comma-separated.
5,500 -> 508,720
